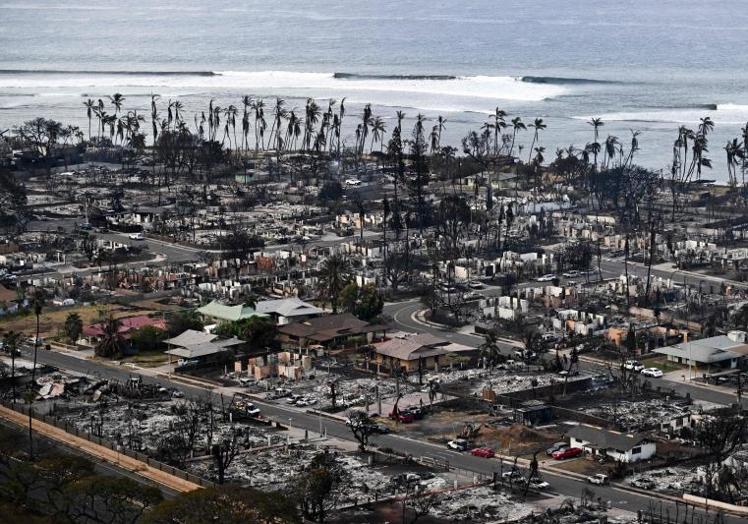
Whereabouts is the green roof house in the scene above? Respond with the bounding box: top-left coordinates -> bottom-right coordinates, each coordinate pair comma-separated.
197,300 -> 268,325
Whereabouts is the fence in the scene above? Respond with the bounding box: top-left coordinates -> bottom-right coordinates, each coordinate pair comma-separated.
0,400 -> 215,489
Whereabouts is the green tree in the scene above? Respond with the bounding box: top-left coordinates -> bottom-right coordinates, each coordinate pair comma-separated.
216,316 -> 278,350
94,313 -> 122,358
63,313 -> 83,344
339,283 -> 383,321
317,254 -> 351,313
2,331 -> 20,402
166,310 -> 204,337
30,288 -> 46,384
130,325 -> 167,353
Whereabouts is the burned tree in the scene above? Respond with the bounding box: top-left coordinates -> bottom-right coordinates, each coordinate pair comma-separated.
346,410 -> 374,452
211,429 -> 240,485
294,451 -> 348,524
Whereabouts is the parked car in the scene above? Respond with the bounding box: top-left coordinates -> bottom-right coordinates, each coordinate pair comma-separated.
546,442 -> 568,456
470,447 -> 495,458
468,281 -> 484,289
447,438 -> 469,452
641,367 -> 663,378
587,474 -> 609,485
501,469 -> 523,480
528,479 -> 550,490
624,360 -> 645,372
128,232 -> 145,240
536,274 -> 556,282
552,447 -> 583,460
368,423 -> 390,434
389,411 -> 415,423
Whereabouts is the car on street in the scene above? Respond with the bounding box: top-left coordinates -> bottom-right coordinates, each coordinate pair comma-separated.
587,474 -> 609,485
470,447 -> 495,458
447,438 -> 469,452
501,470 -> 523,480
128,232 -> 145,240
344,178 -> 361,186
389,411 -> 415,423
552,447 -> 583,460
527,479 -> 550,490
546,442 -> 568,456
368,423 -> 390,434
641,367 -> 663,378
624,360 -> 645,372
468,281 -> 484,289
535,274 -> 556,282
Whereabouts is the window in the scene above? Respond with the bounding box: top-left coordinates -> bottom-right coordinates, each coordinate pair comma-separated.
631,446 -> 641,455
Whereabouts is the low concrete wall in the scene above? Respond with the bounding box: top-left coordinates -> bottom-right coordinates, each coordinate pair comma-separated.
683,494 -> 748,515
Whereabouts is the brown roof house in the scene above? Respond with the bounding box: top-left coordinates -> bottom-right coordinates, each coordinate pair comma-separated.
277,313 -> 385,350
373,333 -> 474,375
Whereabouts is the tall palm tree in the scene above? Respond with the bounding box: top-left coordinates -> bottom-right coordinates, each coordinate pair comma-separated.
603,135 -> 619,169
509,117 -> 526,159
337,98 -> 346,156
493,108 -> 507,155
150,95 -> 160,144
588,117 -> 604,169
30,289 -> 45,384
370,116 -> 386,152
241,95 -> 252,152
3,331 -> 20,403
318,254 -> 351,313
303,98 -> 321,151
250,98 -> 266,152
435,115 -> 447,150
95,313 -> 123,358
83,99 -> 96,140
109,93 -> 125,117
527,118 -> 546,163
359,104 -> 373,155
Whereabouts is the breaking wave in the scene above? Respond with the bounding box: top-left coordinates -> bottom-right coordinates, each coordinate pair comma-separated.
0,70 -> 567,109
575,103 -> 748,125
520,76 -> 620,85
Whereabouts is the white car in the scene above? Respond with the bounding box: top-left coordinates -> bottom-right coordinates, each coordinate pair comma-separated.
535,274 -> 557,282
344,178 -> 361,186
447,439 -> 469,451
587,474 -> 609,485
624,360 -> 645,373
641,367 -> 663,378
128,232 -> 145,240
528,479 -> 550,490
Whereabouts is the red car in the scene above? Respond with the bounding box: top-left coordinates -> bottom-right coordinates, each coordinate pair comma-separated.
389,411 -> 415,423
470,447 -> 495,458
552,447 -> 583,460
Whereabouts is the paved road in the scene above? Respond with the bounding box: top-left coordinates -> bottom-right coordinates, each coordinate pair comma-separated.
17,346 -> 746,523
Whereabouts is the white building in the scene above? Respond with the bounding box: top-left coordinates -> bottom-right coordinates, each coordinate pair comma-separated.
568,425 -> 656,463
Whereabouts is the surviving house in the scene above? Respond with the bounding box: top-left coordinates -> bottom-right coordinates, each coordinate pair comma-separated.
197,300 -> 267,327
255,297 -> 324,325
277,312 -> 385,349
568,424 -> 656,463
653,331 -> 748,370
373,333 -> 474,374
164,329 -> 245,369
81,315 -> 167,348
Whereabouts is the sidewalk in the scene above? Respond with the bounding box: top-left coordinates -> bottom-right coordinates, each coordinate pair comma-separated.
0,404 -> 202,493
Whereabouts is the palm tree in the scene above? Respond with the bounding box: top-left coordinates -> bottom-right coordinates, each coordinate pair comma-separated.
509,117 -> 526,158
95,313 -> 123,358
64,312 -> 83,344
109,93 -> 125,117
370,116 -> 386,153
2,331 -> 20,403
30,288 -> 45,384
360,104 -> 372,155
527,118 -> 546,163
436,115 -> 447,150
83,99 -> 96,140
318,254 -> 351,313
479,332 -> 502,368
492,108 -> 507,155
603,135 -> 619,169
150,95 -> 160,144
588,117 -> 604,169
303,98 -> 321,151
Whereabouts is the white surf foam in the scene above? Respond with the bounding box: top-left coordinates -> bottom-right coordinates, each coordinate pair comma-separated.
575,104 -> 748,125
0,70 -> 566,112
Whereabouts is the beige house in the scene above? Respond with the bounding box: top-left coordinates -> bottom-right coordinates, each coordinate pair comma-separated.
373,333 -> 474,374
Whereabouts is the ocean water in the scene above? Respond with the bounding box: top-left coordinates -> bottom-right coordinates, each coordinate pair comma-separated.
2,0 -> 748,182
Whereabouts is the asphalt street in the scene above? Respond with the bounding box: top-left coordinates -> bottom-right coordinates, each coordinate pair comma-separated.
16,345 -> 745,522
